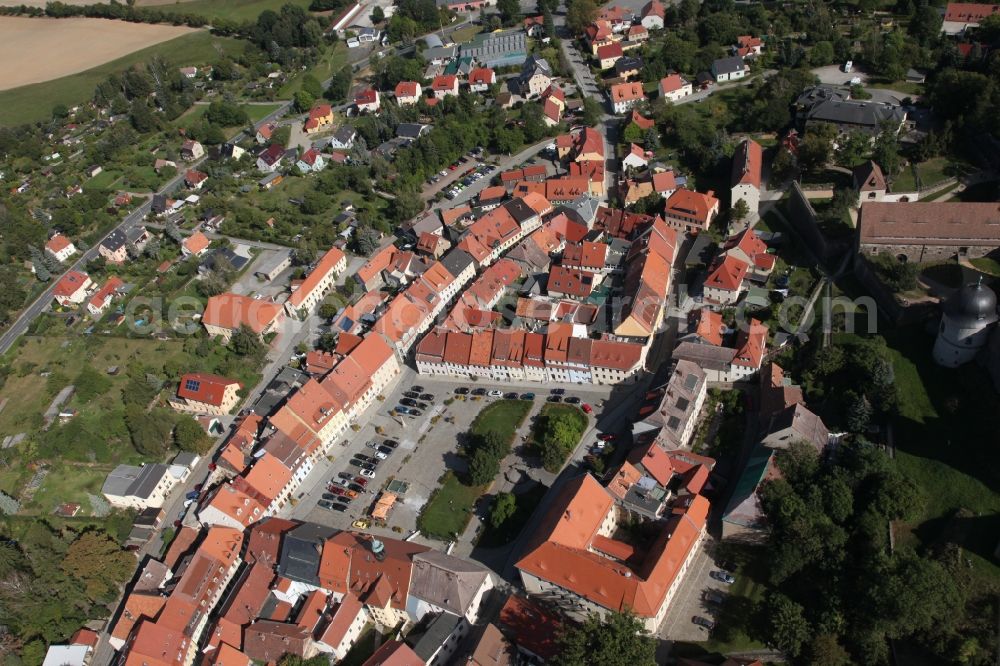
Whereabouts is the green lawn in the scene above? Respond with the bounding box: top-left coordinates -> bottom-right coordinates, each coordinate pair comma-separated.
279,42 -> 348,97
175,102 -> 283,137
471,399 -> 533,442
0,31 -> 244,126
85,170 -> 124,191
885,328 -> 1000,583
449,24 -> 482,44
969,257 -> 1000,276
161,0 -> 312,22
417,472 -> 482,541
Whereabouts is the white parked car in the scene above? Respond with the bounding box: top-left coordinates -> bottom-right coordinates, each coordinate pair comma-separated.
487,389 -> 503,398
374,451 -> 388,460
360,468 -> 376,478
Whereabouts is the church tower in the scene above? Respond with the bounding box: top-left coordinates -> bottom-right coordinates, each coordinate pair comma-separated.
933,279 -> 998,368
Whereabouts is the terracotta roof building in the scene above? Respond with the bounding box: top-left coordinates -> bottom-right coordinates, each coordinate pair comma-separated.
857,201 -> 1000,263
516,474 -> 709,631
202,293 -> 284,342
170,373 -> 243,416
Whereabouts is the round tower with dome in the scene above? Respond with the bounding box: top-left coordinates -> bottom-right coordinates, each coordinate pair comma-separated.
933,278 -> 999,368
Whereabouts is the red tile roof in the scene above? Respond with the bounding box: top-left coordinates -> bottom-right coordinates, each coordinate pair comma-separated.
53,270 -> 90,298
664,189 -> 719,226
548,265 -> 595,298
731,138 -> 762,189
46,233 -> 73,253
289,246 -> 345,308
394,81 -> 420,98
177,372 -> 241,407
609,81 -> 645,104
431,74 -> 458,91
659,73 -> 688,93
597,42 -> 624,60
630,109 -> 655,130
182,231 -> 210,255
732,319 -> 768,368
704,254 -> 749,292
498,596 -> 563,661
469,67 -> 495,85
944,2 -> 1000,22
203,294 -> 283,334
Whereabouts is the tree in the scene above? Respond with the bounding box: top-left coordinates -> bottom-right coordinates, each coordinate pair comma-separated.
316,332 -> 338,352
301,74 -> 323,100
352,225 -> 381,256
835,131 -> 872,168
873,124 -> 901,180
846,394 -> 873,433
731,198 -> 749,223
62,530 -> 137,601
566,0 -> 598,35
493,126 -> 524,154
497,0 -> 519,24
554,611 -> 656,666
229,324 -> 266,359
124,405 -> 174,456
468,447 -> 500,485
205,100 -> 249,127
326,68 -> 352,103
766,592 -> 810,657
809,633 -> 852,666
809,40 -> 836,66
74,366 -> 112,403
174,416 -> 211,454
908,2 -> 942,45
294,89 -> 316,113
798,125 -> 836,173
582,96 -> 602,126
490,492 -> 516,528
371,5 -> 385,22
622,122 -> 644,144
318,303 -> 339,320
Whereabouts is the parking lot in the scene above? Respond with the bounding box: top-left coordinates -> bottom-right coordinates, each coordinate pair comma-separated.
284,369 -> 618,545
657,536 -> 737,641
422,150 -> 498,201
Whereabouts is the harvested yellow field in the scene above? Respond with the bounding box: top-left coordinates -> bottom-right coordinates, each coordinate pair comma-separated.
0,17 -> 198,91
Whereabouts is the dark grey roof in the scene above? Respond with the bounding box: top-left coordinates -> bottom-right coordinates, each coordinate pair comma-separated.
945,281 -> 999,324
397,123 -> 430,140
806,98 -> 906,129
408,551 -> 491,617
201,248 -> 249,273
721,443 -> 774,528
558,195 -> 600,226
332,126 -> 356,144
503,198 -> 535,224
278,522 -> 337,585
520,54 -> 551,79
103,463 -> 170,500
712,56 -> 746,75
406,612 -> 462,661
423,34 -> 444,49
172,451 -> 200,468
423,45 -> 458,62
615,56 -> 644,73
103,226 -> 146,253
440,249 -> 474,278
685,233 -> 714,266
671,341 -> 736,370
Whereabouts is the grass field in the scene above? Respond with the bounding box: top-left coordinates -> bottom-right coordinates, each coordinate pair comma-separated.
86,169 -> 124,190
885,327 -> 1000,583
159,0 -> 311,22
278,42 -> 348,97
471,399 -> 533,443
175,102 -> 283,137
417,471 -> 482,540
0,31 -> 244,126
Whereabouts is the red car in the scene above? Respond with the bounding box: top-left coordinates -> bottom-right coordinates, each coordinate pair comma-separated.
597,433 -> 616,441
328,487 -> 346,496
353,477 -> 369,487
581,403 -> 592,414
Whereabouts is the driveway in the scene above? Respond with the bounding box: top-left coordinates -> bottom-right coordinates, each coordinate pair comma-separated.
657,536 -> 733,641
812,64 -> 866,85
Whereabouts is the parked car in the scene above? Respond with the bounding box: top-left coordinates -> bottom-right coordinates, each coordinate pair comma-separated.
403,391 -> 420,399
360,468 -> 376,478
367,440 -> 380,449
565,396 -> 580,404
378,446 -> 394,455
416,401 -> 429,410
711,571 -> 736,584
488,389 -> 503,397
471,388 -> 487,396
338,471 -> 354,479
547,395 -> 562,403
419,393 -> 434,401
354,477 -> 369,487
581,403 -> 593,414
374,451 -> 388,460
598,433 -> 617,441
318,500 -> 336,510
703,590 -> 726,606
322,492 -> 341,501
410,385 -> 425,392
348,483 -> 365,493
355,454 -> 373,463
520,393 -> 535,400
692,616 -> 715,630
329,478 -> 349,488
352,519 -> 370,529
551,388 -> 566,395
401,398 -> 418,407
396,406 -> 413,414
592,441 -> 606,451
330,502 -> 348,512
382,439 -> 399,449
504,392 -> 519,399
409,409 -> 422,416
455,387 -> 470,395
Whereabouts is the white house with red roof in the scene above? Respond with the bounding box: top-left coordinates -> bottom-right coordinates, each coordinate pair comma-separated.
52,271 -> 93,307
431,75 -> 459,99
730,138 -> 763,215
621,143 -> 648,171
296,149 -> 326,174
658,74 -> 692,102
256,123 -> 275,144
45,234 -> 77,262
86,276 -> 124,317
542,97 -> 563,127
703,254 -> 749,305
185,169 -> 208,190
354,88 -> 380,113
608,81 -> 645,114
170,373 -> 244,415
468,68 -> 496,93
941,2 -> 1000,35
394,81 -> 422,105
182,231 -> 211,258
663,189 -> 720,233
734,35 -> 764,58
640,0 -> 665,29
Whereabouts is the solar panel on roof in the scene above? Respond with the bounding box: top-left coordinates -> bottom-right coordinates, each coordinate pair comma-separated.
184,378 -> 201,392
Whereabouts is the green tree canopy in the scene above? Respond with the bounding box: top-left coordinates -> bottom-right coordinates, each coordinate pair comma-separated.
554,610 -> 656,666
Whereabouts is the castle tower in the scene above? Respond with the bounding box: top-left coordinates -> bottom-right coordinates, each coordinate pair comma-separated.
933,279 -> 998,368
